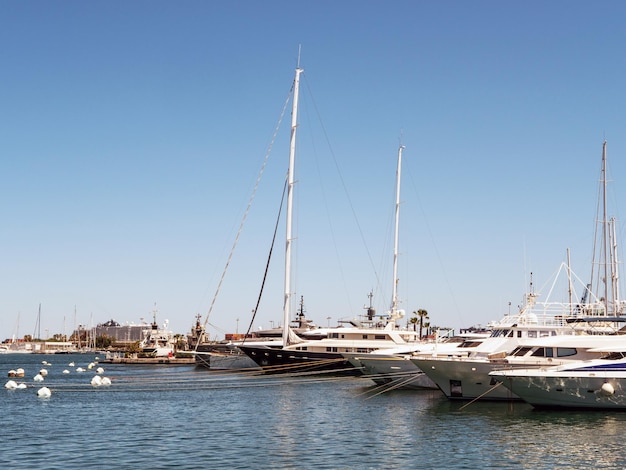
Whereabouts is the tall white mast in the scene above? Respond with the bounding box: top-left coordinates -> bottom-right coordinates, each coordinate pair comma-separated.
283,59 -> 303,346
389,144 -> 405,323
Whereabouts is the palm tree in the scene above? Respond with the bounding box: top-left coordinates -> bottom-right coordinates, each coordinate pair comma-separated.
409,316 -> 419,331
413,309 -> 429,339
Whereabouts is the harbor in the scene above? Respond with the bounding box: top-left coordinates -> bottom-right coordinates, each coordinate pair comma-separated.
3,352 -> 626,469
4,1 -> 626,469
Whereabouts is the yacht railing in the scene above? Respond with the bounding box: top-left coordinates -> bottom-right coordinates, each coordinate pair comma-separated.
491,301 -> 626,329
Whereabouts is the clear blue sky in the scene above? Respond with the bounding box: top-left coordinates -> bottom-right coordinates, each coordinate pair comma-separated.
2,1 -> 626,341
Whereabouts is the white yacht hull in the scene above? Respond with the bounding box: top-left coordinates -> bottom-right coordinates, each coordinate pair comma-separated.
411,357 -> 524,400
356,355 -> 437,390
491,369 -> 626,409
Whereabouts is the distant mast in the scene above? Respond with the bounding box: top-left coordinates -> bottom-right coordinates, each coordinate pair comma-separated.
602,140 -> 609,314
33,303 -> 42,340
283,57 -> 303,347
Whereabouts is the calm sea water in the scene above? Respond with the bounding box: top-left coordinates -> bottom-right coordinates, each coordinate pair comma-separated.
1,353 -> 625,469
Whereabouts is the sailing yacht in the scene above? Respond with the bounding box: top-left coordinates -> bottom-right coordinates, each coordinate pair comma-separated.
412,141 -> 626,400
239,73 -> 426,374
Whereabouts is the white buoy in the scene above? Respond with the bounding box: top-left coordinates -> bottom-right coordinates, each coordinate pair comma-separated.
96,367 -> 104,374
600,382 -> 615,396
101,377 -> 111,386
39,369 -> 48,377
17,383 -> 27,389
7,370 -> 16,378
62,369 -> 70,374
33,374 -> 44,382
91,375 -> 103,386
15,368 -> 25,377
87,362 -> 95,369
76,367 -> 85,373
5,380 -> 18,389
37,386 -> 51,398
68,362 -> 75,367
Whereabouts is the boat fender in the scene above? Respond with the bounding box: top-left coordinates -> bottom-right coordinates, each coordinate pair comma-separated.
5,380 -> 18,389
37,386 -> 51,398
600,382 -> 615,396
91,375 -> 103,386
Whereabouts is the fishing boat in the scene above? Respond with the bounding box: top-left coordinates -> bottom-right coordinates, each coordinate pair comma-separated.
411,141 -> 626,400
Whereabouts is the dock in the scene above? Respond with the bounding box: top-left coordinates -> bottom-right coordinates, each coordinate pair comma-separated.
100,356 -> 196,365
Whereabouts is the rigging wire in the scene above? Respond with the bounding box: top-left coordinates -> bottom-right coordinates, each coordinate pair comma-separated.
196,82 -> 294,345
300,76 -> 382,317
404,159 -> 464,322
243,177 -> 288,338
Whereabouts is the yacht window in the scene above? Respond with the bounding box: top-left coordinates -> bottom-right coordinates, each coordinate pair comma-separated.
556,347 -> 577,357
362,335 -> 368,340
375,335 -> 386,340
329,333 -> 339,339
517,331 -> 522,338
531,347 -> 545,357
508,330 -> 514,337
356,348 -> 369,353
602,352 -> 626,360
511,346 -> 532,357
545,348 -> 554,358
528,331 -> 537,338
